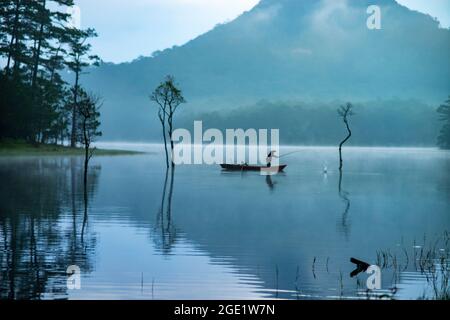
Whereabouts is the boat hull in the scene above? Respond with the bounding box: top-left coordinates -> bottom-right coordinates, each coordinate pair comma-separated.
220,164 -> 287,172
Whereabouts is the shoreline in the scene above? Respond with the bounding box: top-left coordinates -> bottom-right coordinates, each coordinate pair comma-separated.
0,140 -> 145,157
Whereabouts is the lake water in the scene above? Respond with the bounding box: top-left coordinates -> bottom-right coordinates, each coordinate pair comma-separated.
0,144 -> 449,300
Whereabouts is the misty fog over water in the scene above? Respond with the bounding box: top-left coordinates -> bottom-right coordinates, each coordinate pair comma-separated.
1,144 -> 448,299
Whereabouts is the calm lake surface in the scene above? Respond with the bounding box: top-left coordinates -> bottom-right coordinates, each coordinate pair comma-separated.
1,144 -> 449,300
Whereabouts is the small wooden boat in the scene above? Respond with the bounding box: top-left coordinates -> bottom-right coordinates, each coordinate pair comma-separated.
220,164 -> 287,172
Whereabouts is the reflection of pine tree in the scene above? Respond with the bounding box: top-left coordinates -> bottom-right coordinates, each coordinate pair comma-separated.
437,97 -> 450,150
0,157 -> 100,299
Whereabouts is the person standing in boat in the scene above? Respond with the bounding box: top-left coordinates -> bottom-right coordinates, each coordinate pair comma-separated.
266,150 -> 278,168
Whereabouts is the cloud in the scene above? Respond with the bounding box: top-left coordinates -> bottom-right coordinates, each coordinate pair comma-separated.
250,3 -> 282,23
311,0 -> 349,25
309,0 -> 361,38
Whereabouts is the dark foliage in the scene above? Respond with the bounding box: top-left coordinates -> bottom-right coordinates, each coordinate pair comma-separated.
0,0 -> 99,146
437,97 -> 450,150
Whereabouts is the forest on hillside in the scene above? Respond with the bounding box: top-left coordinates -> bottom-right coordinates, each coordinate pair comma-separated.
1,1 -> 449,149
0,0 -> 100,147
177,99 -> 449,147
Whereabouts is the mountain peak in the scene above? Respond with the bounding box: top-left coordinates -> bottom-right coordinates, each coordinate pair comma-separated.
82,0 -> 449,139
256,0 -> 398,8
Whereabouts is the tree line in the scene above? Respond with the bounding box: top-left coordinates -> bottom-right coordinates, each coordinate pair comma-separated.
177,98 -> 450,149
437,97 -> 450,150
0,0 -> 101,149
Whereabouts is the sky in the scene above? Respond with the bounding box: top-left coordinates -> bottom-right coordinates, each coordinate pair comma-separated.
72,0 -> 450,64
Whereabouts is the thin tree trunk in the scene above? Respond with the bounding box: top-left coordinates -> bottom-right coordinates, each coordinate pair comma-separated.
6,0 -> 21,74
12,30 -> 21,76
6,34 -> 15,73
70,70 -> 80,148
83,117 -> 89,186
49,46 -> 61,84
31,3 -> 46,89
168,113 -> 175,168
339,119 -> 352,171
11,0 -> 23,78
160,115 -> 169,169
84,146 -> 88,186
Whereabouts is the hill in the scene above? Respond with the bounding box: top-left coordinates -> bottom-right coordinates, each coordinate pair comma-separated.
79,0 -> 450,143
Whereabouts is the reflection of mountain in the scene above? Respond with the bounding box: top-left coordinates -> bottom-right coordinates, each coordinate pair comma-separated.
0,158 -> 100,299
80,0 -> 450,141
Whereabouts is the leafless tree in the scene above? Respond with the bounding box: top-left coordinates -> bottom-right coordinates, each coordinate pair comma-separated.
338,103 -> 354,171
78,91 -> 102,186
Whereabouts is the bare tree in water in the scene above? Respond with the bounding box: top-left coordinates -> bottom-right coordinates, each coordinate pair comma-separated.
77,91 -> 102,186
151,76 -> 186,168
337,103 -> 354,171
77,91 -> 102,239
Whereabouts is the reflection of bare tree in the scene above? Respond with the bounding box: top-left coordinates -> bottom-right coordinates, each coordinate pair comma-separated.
0,157 -> 99,299
166,169 -> 175,230
154,169 -> 177,254
81,191 -> 88,244
71,158 -> 78,251
68,158 -> 99,274
337,171 -> 351,239
81,161 -> 97,243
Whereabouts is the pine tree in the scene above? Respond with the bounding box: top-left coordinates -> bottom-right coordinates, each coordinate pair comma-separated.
29,0 -> 74,88
0,0 -> 35,78
65,28 -> 99,147
0,0 -> 100,145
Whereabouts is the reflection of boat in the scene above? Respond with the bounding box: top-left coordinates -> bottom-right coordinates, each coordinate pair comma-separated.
220,164 -> 287,172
